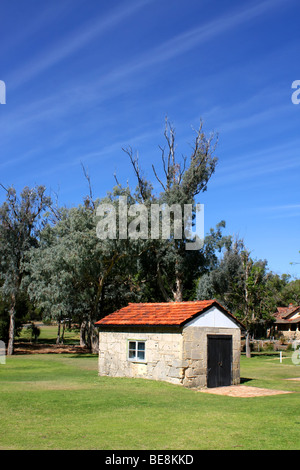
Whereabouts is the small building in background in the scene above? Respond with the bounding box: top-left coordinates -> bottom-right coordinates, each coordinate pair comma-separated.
95,300 -> 244,389
272,304 -> 300,340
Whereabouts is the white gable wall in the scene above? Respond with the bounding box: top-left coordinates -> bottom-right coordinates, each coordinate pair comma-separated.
289,309 -> 300,320
184,306 -> 239,329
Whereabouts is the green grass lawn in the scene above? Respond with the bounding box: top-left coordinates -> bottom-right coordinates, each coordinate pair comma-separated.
19,323 -> 80,345
0,351 -> 299,450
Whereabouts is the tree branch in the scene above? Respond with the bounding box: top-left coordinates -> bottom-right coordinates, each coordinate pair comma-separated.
152,164 -> 166,191
81,163 -> 95,210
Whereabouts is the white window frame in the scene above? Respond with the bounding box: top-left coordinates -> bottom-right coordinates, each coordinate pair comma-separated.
128,340 -> 146,363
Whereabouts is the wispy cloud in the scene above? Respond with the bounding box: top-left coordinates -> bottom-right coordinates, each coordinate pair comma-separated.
0,0 -> 79,59
8,0 -> 153,90
261,204 -> 300,211
217,103 -> 291,134
9,0 -> 288,93
1,0 -> 294,176
137,0 -> 287,68
210,130 -> 300,186
256,204 -> 300,219
4,0 -> 289,125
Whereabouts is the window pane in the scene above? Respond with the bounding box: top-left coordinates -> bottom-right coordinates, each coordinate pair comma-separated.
137,350 -> 145,360
138,342 -> 145,351
129,341 -> 136,350
129,350 -> 136,359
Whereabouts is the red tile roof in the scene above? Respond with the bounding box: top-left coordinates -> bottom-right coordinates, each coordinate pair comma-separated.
95,300 -> 243,328
274,304 -> 300,322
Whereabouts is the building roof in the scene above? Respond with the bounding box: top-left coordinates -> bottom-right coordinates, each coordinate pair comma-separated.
273,304 -> 300,323
95,299 -> 244,328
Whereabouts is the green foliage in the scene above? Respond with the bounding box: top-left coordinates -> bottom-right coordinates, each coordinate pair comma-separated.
196,238 -> 293,336
0,291 -> 39,343
0,185 -> 52,295
28,322 -> 41,342
25,203 -> 142,349
0,185 -> 53,353
280,279 -> 300,305
114,120 -> 226,302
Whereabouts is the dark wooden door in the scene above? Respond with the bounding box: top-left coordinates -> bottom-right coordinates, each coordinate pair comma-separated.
207,335 -> 232,388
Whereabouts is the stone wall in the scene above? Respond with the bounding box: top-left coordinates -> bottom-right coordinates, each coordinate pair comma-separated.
278,330 -> 300,340
98,327 -> 184,385
182,326 -> 241,388
98,325 -> 241,388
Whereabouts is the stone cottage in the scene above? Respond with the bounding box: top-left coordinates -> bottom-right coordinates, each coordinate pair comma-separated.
95,300 -> 245,388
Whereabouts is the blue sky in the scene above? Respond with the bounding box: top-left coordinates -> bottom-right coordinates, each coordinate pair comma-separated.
0,0 -> 299,278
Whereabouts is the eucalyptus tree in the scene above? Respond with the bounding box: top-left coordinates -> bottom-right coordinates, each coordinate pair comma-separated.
0,185 -> 52,354
280,278 -> 300,306
26,202 -> 137,351
113,119 -> 228,302
197,239 -> 281,355
197,238 -> 245,306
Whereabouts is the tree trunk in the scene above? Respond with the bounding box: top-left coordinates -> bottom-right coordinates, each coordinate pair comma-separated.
246,331 -> 251,358
7,293 -> 16,355
157,264 -> 172,302
80,321 -> 87,347
173,258 -> 183,302
243,252 -> 251,358
91,327 -> 99,354
173,276 -> 183,302
56,321 -> 61,345
61,321 -> 65,344
85,320 -> 99,353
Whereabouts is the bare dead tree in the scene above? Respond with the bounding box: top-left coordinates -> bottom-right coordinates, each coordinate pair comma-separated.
120,118 -> 219,302
151,118 -> 218,200
122,146 -> 153,202
81,163 -> 95,210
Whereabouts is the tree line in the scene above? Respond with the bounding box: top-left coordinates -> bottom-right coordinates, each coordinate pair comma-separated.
0,120 -> 299,355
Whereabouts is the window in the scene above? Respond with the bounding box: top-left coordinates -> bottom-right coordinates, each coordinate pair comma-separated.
128,340 -> 146,362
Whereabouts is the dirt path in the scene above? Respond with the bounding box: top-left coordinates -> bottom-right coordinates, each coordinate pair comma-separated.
200,385 -> 293,397
14,342 -> 91,355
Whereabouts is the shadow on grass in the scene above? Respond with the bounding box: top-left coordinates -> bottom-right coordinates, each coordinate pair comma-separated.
69,354 -> 98,359
17,338 -> 79,346
13,342 -> 92,355
241,352 -> 284,358
240,377 -> 253,384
